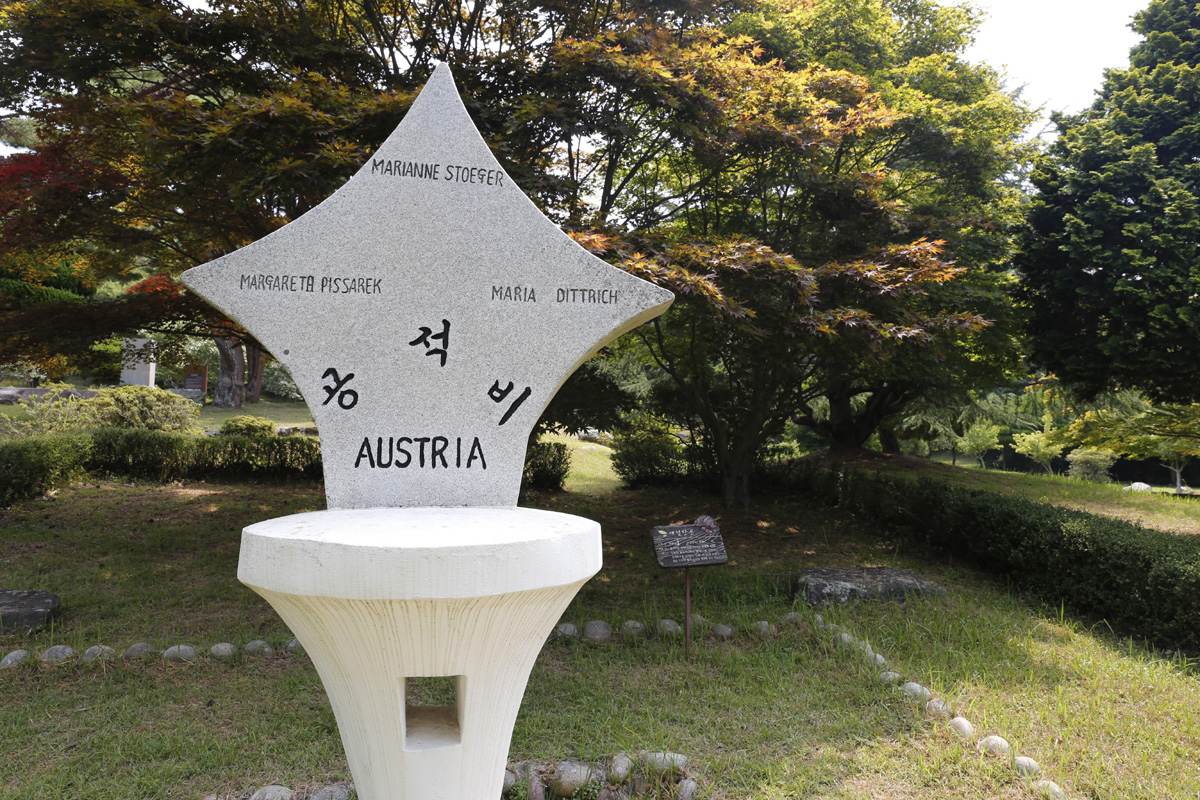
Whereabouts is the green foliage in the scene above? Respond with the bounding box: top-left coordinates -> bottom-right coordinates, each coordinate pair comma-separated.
956,420 -> 1001,467
1012,429 -> 1065,474
261,360 -> 303,401
83,385 -> 200,432
610,417 -> 687,488
1061,402 -> 1200,492
0,432 -> 92,506
521,440 -> 572,493
1018,0 -> 1200,402
0,428 -> 322,503
3,385 -> 201,436
219,415 -> 278,438
1066,448 -> 1117,482
779,460 -> 1200,649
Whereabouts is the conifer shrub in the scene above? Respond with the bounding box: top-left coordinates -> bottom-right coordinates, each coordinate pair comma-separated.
610,417 -> 686,487
522,441 -> 571,492
219,415 -> 278,437
3,385 -> 200,437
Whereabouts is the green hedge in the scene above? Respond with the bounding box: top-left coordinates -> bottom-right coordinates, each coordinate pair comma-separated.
0,428 -> 323,504
0,433 -> 93,506
771,459 -> 1200,649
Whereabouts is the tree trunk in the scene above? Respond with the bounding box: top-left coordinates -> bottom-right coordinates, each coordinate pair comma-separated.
1168,463 -> 1185,494
213,336 -> 246,409
877,417 -> 903,454
245,342 -> 265,404
825,391 -> 876,450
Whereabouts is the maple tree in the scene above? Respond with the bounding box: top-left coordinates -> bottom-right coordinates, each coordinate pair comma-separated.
0,0 -> 1029,465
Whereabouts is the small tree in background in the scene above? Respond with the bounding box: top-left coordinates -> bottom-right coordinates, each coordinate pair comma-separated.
1061,404 -> 1200,493
957,420 -> 1001,468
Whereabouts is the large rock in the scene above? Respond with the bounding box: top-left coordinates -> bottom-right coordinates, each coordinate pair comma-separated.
793,567 -> 945,605
0,589 -> 62,634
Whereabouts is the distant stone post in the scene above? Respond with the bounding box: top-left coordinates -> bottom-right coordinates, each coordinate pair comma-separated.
119,337 -> 156,386
182,64 -> 672,800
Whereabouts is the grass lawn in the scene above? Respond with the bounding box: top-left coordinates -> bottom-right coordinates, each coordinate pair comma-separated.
3,471 -> 1200,799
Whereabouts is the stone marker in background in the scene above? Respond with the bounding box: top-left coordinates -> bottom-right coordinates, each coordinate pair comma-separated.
793,567 -> 946,606
182,62 -> 671,800
119,337 -> 156,386
0,589 -> 62,634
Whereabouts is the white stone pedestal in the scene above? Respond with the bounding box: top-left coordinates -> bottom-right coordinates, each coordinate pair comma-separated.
239,507 -> 601,800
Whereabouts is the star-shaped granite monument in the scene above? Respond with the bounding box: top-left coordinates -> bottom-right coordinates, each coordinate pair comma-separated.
182,63 -> 673,509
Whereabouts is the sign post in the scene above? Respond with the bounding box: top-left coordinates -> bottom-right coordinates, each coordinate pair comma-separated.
182,63 -> 672,800
650,515 -> 727,654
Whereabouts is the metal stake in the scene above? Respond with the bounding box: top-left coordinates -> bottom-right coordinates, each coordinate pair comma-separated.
684,566 -> 691,655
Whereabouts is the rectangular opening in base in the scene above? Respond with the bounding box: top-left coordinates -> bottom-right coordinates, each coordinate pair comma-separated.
402,675 -> 463,751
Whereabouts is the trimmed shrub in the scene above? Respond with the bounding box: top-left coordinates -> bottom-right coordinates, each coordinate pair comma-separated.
0,428 -> 324,504
1067,448 -> 1117,482
81,385 -> 201,432
777,459 -> 1200,649
522,441 -> 571,492
219,415 -> 278,438
611,425 -> 686,488
4,385 -> 200,437
0,433 -> 92,505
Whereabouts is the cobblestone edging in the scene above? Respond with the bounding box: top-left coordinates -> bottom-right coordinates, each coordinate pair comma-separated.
814,615 -> 1069,800
1,612 -> 1069,799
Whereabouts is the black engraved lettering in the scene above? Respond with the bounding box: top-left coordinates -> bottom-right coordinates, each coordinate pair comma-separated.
467,437 -> 486,469
498,386 -> 531,426
321,368 -> 358,409
409,319 -> 450,367
414,436 -> 430,467
488,380 -> 514,403
396,437 -> 413,468
431,436 -> 449,468
354,437 -> 375,469
376,437 -> 393,468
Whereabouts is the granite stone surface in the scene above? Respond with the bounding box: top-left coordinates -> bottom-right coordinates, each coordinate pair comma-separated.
0,589 -> 61,634
181,63 -> 672,510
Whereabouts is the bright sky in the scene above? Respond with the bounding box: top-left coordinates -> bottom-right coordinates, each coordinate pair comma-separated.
958,0 -> 1147,136
0,0 -> 1153,156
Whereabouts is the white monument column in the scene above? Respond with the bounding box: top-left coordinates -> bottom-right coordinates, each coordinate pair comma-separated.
182,63 -> 672,800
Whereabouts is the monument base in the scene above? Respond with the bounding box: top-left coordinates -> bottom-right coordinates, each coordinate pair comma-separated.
239,507 -> 601,800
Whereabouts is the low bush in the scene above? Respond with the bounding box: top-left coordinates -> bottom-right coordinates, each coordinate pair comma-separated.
0,428 -> 323,505
610,425 -> 686,488
522,440 -> 572,492
219,415 -> 278,437
0,433 -> 93,505
777,459 -> 1200,649
1067,448 -> 1116,482
3,385 -> 200,437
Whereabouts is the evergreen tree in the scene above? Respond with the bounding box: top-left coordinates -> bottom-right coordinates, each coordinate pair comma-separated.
1018,0 -> 1200,402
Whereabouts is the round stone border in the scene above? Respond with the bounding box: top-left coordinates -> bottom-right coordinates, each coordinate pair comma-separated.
811,613 -> 1068,800
1,610 -> 1070,799
0,637 -> 307,670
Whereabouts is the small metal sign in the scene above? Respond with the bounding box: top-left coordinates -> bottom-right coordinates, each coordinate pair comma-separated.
183,366 -> 208,392
651,515 -> 728,569
650,515 -> 725,655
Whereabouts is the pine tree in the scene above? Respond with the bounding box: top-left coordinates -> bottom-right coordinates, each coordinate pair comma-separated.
1018,0 -> 1200,402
